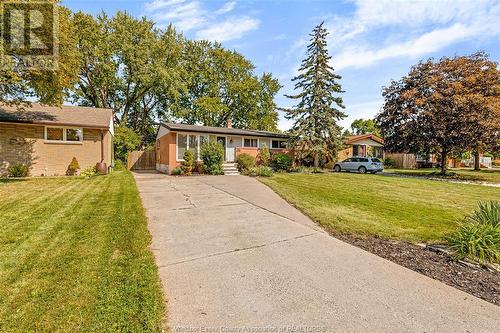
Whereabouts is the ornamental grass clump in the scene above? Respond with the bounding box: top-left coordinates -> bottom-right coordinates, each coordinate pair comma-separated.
448,201 -> 500,265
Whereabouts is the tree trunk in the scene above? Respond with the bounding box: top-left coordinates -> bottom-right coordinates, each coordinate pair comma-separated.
473,150 -> 480,171
314,152 -> 320,168
440,149 -> 448,174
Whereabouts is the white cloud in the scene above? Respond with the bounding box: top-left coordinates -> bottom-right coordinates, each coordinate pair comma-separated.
324,0 -> 500,70
335,23 -> 480,70
196,16 -> 259,42
215,1 -> 236,15
144,0 -> 258,42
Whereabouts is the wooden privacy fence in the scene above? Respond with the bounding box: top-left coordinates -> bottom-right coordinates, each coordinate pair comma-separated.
127,150 -> 156,170
385,153 -> 417,169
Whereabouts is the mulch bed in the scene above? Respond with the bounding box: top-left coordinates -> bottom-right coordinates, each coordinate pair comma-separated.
332,232 -> 500,306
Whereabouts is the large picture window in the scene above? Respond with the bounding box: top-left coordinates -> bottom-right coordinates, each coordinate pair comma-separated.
45,127 -> 83,143
177,134 -> 187,160
177,134 -> 209,161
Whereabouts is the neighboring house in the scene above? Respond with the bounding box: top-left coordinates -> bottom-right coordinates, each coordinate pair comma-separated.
0,103 -> 114,176
156,122 -> 289,174
338,134 -> 384,161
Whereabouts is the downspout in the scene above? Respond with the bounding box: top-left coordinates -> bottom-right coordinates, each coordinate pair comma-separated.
100,129 -> 104,163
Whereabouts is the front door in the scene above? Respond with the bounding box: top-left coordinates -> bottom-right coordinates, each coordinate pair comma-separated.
226,147 -> 235,162
216,136 -> 226,161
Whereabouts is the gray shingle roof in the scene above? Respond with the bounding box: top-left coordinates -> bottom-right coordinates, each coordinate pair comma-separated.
0,103 -> 113,129
161,122 -> 289,138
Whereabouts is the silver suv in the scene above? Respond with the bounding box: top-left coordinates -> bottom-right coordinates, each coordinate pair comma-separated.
333,157 -> 383,174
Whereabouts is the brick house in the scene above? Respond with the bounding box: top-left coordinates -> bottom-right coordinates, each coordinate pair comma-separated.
156,122 -> 289,174
0,103 -> 114,176
337,134 -> 385,161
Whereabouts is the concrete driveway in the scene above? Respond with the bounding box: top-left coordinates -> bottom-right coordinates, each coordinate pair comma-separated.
134,172 -> 500,332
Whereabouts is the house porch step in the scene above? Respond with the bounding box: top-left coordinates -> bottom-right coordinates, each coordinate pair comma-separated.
222,163 -> 240,175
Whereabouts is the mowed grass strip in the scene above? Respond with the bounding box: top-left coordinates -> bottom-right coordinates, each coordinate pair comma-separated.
385,168 -> 500,183
260,172 -> 500,243
0,171 -> 164,332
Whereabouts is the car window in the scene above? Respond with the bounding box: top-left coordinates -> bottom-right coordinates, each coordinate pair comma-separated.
343,158 -> 351,162
372,158 -> 381,163
352,158 -> 360,162
361,158 -> 369,162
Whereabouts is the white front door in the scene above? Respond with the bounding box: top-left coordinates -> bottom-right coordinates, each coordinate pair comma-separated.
226,147 -> 235,162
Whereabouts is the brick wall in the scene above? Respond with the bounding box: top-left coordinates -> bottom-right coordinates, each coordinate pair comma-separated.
157,132 -> 178,174
0,123 -> 112,176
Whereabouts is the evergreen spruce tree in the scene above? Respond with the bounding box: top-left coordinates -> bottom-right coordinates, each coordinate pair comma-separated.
282,22 -> 346,167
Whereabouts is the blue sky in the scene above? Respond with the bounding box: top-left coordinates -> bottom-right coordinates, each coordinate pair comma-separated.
62,0 -> 500,131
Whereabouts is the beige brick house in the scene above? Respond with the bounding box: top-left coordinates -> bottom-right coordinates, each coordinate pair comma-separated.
0,103 -> 114,176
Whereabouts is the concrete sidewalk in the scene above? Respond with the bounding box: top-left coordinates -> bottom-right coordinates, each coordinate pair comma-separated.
134,172 -> 500,332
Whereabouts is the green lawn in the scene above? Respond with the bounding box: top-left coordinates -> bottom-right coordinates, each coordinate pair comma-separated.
0,171 -> 164,332
385,167 -> 500,183
260,172 -> 500,243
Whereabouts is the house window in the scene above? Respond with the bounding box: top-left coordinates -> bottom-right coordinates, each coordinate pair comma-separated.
66,128 -> 83,142
45,127 -> 83,143
271,140 -> 287,149
46,127 -> 63,141
244,138 -> 258,147
188,135 -> 198,159
177,134 -> 187,159
352,145 -> 359,156
177,134 -> 209,161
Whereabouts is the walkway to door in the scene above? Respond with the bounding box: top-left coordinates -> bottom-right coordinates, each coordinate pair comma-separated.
134,172 -> 500,331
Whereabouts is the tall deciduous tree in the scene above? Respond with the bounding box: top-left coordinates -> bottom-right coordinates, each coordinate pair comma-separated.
350,119 -> 381,137
0,2 -> 79,105
377,52 -> 499,174
281,22 -> 346,167
174,40 -> 280,131
71,11 -> 184,146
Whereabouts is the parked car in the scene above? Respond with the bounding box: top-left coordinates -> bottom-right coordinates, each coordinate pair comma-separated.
333,157 -> 383,174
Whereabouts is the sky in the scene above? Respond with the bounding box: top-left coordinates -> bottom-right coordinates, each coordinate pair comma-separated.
62,0 -> 500,131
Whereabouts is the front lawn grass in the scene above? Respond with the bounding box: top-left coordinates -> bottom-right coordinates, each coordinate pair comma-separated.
260,172 -> 500,243
0,171 -> 164,332
385,167 -> 500,183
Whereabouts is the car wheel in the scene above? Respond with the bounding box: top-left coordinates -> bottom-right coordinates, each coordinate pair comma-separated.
358,166 -> 367,174
334,165 -> 341,172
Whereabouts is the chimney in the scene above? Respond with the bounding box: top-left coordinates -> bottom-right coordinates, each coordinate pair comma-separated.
226,117 -> 232,128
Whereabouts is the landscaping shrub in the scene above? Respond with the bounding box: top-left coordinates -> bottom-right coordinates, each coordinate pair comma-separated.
383,157 -> 396,168
258,144 -> 271,166
248,166 -> 273,177
66,157 -> 80,176
200,141 -> 224,175
181,150 -> 194,175
81,166 -> 97,177
236,153 -> 255,172
114,126 -> 141,162
448,201 -> 500,265
114,159 -> 126,171
271,153 -> 292,171
8,164 -> 29,178
171,167 -> 183,175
